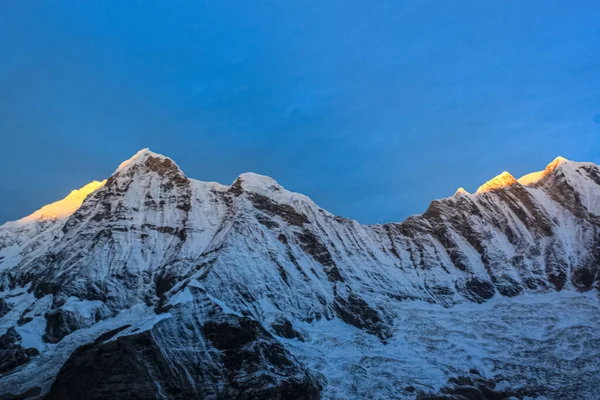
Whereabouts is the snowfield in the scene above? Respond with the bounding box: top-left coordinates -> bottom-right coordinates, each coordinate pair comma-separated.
290,291 -> 600,399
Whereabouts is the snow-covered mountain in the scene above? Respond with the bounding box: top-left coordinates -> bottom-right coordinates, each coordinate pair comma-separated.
1,149 -> 599,399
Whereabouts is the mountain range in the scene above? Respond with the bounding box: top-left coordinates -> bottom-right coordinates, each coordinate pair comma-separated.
1,149 -> 599,399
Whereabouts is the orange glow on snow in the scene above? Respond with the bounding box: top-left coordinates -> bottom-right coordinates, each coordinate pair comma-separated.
517,156 -> 568,186
19,180 -> 106,223
470,156 -> 569,195
475,171 -> 519,194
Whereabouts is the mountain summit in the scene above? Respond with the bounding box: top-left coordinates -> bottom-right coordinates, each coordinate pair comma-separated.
1,150 -> 599,399
115,148 -> 170,172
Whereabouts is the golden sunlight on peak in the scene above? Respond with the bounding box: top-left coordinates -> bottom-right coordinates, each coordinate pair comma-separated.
19,180 -> 107,224
475,171 -> 518,194
455,187 -> 469,195
116,148 -> 152,172
546,156 -> 568,172
517,171 -> 545,186
517,156 -> 569,186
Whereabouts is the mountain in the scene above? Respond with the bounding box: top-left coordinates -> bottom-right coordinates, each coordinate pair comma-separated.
0,149 -> 599,399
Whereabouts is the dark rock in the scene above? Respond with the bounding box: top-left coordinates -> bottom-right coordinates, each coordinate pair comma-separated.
47,312 -> 321,400
248,192 -> 309,227
142,224 -> 187,241
43,307 -> 100,344
229,178 -> 244,196
295,230 -> 343,282
572,267 -> 596,291
201,317 -> 321,399
418,373 -> 524,400
202,319 -> 260,350
0,328 -> 39,374
334,293 -> 390,340
429,285 -> 454,297
494,275 -> 523,298
16,316 -> 33,326
43,311 -> 75,343
277,234 -> 288,244
256,214 -> 280,229
0,386 -> 41,400
457,278 -> 495,303
46,331 -> 186,400
0,299 -> 10,318
154,271 -> 178,298
276,261 -> 290,285
93,325 -> 132,345
271,317 -> 305,341
32,280 -> 62,299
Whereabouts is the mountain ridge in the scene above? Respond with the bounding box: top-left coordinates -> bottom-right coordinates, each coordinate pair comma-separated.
1,149 -> 599,399
0,150 -> 582,228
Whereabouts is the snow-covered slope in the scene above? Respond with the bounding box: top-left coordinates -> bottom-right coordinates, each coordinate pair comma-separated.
0,149 -> 599,399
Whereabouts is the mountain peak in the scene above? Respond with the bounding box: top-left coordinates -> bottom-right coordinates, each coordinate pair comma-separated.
231,172 -> 313,206
110,148 -> 187,186
115,148 -> 175,173
476,171 -> 518,194
517,156 -> 570,186
545,156 -> 569,172
17,180 -> 107,225
232,172 -> 285,198
455,187 -> 470,196
235,172 -> 281,192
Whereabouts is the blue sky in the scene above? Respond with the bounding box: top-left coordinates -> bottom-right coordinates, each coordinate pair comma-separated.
1,1 -> 599,224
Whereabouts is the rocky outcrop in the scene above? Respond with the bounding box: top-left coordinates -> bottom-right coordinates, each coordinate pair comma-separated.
43,304 -> 108,343
0,328 -> 39,374
416,373 -> 525,400
47,300 -> 321,400
271,317 -> 305,341
0,299 -> 9,319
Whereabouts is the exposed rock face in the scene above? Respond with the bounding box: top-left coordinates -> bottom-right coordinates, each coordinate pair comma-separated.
43,303 -> 108,344
0,328 -> 39,374
0,150 -> 599,398
416,373 -> 525,400
0,299 -> 9,319
47,296 -> 320,400
271,317 -> 305,342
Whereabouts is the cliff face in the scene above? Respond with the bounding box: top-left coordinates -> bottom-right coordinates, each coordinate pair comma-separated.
0,149 -> 599,399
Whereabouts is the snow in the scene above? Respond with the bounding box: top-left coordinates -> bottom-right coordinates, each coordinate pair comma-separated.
475,171 -> 519,194
108,310 -> 173,341
518,170 -> 546,186
206,293 -> 244,317
167,287 -> 193,305
236,172 -> 281,194
1,150 -> 600,398
0,286 -> 38,336
61,297 -> 105,319
16,316 -> 47,351
556,159 -> 600,215
289,290 -> 600,399
235,171 -> 316,206
518,156 -> 569,186
2,180 -> 106,228
115,148 -> 175,173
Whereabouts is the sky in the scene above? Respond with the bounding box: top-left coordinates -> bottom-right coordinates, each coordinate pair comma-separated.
0,1 -> 599,225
